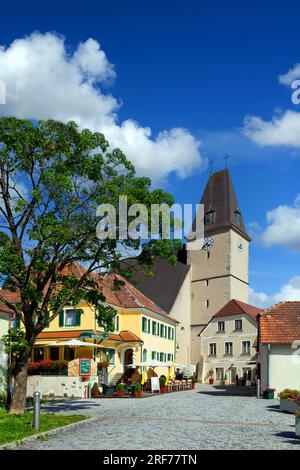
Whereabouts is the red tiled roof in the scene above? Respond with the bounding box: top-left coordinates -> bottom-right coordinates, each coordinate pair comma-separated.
37,329 -> 143,343
0,290 -> 20,314
260,301 -> 300,344
0,262 -> 177,323
213,299 -> 263,322
90,271 -> 177,322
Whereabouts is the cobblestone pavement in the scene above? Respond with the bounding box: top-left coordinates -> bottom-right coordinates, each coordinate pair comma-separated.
16,385 -> 300,450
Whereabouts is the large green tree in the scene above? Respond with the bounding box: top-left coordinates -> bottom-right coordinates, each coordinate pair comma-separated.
0,117 -> 180,414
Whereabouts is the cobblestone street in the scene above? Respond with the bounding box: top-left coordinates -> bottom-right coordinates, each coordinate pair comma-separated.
16,385 -> 300,450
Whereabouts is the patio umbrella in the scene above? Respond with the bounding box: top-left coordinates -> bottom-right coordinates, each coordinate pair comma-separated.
48,339 -> 103,348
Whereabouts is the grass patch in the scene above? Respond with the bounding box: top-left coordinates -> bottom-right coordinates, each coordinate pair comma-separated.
0,407 -> 86,445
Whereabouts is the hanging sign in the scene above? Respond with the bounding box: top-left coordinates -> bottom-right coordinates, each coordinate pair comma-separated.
79,358 -> 91,376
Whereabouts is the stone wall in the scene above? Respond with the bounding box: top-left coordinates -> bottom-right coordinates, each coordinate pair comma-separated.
27,375 -> 98,398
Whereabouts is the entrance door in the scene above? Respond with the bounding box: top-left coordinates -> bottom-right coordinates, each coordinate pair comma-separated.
230,367 -> 237,385
124,349 -> 133,369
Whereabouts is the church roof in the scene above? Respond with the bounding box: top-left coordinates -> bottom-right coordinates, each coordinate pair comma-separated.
193,169 -> 251,241
119,257 -> 190,314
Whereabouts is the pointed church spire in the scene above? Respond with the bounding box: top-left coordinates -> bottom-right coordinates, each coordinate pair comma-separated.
200,169 -> 251,241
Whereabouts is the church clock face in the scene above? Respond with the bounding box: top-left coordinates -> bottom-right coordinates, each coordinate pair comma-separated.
202,237 -> 214,251
237,239 -> 243,252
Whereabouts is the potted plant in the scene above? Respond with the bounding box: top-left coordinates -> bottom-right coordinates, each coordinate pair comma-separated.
278,389 -> 300,413
208,368 -> 214,385
190,376 -> 197,389
91,382 -> 101,397
134,382 -> 143,398
116,383 -> 125,397
262,387 -> 276,399
295,408 -> 300,438
159,375 -> 167,393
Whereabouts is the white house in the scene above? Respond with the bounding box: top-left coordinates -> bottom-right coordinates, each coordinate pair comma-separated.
259,301 -> 300,393
199,299 -> 262,384
0,311 -> 11,393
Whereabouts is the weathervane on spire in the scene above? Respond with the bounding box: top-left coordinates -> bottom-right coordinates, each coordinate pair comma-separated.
209,159 -> 214,175
224,155 -> 230,170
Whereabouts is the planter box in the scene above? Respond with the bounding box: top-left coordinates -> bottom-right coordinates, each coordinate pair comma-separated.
296,417 -> 300,438
280,398 -> 298,414
263,390 -> 275,399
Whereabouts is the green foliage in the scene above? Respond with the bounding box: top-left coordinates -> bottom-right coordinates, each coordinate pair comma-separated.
116,383 -> 125,392
0,117 -> 179,343
190,376 -> 197,384
134,382 -> 142,391
159,375 -> 166,386
2,328 -> 28,358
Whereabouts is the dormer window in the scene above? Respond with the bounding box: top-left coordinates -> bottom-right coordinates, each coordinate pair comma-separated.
204,210 -> 216,225
235,210 -> 242,225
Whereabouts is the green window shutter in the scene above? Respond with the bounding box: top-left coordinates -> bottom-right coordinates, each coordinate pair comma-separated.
152,351 -> 156,360
160,325 -> 163,337
116,316 -> 119,331
148,319 -> 150,333
59,310 -> 64,327
152,321 -> 155,335
75,309 -> 82,326
160,352 -> 164,362
142,317 -> 146,332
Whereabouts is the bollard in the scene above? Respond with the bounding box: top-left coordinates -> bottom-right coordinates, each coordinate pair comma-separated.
33,391 -> 41,429
256,379 -> 261,398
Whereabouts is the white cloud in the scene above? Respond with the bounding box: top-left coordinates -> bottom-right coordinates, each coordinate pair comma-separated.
260,195 -> 300,251
279,63 -> 300,86
243,110 -> 300,147
242,61 -> 300,148
0,32 -> 204,183
250,276 -> 300,309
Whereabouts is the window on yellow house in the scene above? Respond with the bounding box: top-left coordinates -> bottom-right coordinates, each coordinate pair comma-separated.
160,324 -> 165,337
167,353 -> 173,362
159,352 -> 167,362
34,347 -> 44,362
50,347 -> 59,361
152,321 -> 159,336
151,351 -> 156,360
142,317 -> 150,333
101,348 -> 115,365
114,315 -> 119,332
59,308 -> 81,327
142,349 -> 147,362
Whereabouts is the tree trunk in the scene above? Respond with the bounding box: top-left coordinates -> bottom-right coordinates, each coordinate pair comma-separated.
9,354 -> 29,414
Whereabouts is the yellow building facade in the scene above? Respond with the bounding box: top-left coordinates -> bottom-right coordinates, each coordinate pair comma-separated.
33,293 -> 178,384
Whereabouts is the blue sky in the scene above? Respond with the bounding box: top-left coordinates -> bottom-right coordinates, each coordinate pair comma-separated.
1,0 -> 300,306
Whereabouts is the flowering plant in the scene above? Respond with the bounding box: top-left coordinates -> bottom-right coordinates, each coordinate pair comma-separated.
263,388 -> 276,392
294,409 -> 300,418
28,359 -> 68,375
278,389 -> 300,400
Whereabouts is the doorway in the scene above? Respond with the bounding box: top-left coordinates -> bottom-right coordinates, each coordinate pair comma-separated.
230,367 -> 237,385
124,349 -> 133,369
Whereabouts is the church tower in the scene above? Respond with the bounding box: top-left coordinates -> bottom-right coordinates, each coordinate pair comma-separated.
187,169 -> 251,365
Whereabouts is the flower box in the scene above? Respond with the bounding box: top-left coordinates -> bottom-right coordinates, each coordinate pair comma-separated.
280,398 -> 298,414
296,417 -> 300,438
